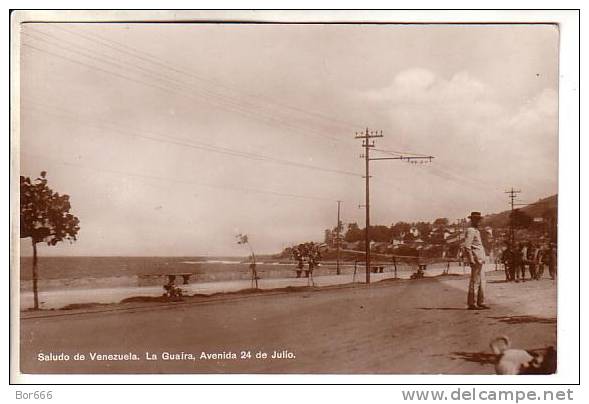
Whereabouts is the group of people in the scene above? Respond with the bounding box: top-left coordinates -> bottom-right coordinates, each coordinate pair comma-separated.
463,210 -> 558,311
500,242 -> 557,282
292,242 -> 322,278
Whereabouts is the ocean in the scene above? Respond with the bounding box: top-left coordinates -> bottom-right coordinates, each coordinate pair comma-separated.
18,256 -> 423,292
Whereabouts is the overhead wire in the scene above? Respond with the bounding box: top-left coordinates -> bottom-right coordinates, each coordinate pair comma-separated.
22,26 -> 356,146
22,101 -> 363,178
21,25 -> 502,198
49,23 -> 364,132
20,39 -> 345,147
21,151 -> 339,202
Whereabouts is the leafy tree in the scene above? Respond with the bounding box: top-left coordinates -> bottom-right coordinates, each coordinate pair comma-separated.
369,225 -> 392,242
20,172 -> 80,310
414,221 -> 433,240
510,209 -> 533,229
390,221 -> 411,238
344,224 -> 392,243
433,217 -> 449,228
344,222 -> 363,242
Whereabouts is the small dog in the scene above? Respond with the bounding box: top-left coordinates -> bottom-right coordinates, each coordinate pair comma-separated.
490,336 -> 556,375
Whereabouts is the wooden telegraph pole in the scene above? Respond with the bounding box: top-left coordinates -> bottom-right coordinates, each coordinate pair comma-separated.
336,200 -> 342,275
355,128 -> 382,284
505,188 -> 522,247
355,128 -> 434,284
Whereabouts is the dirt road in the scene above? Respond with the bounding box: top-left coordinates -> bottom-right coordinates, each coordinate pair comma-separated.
19,272 -> 556,374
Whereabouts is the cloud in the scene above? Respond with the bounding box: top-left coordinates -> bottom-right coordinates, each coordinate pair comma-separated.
392,68 -> 436,91
360,68 -> 558,208
364,68 -> 489,107
508,88 -> 558,134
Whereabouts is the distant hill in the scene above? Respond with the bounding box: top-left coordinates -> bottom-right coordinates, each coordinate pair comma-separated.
483,194 -> 557,228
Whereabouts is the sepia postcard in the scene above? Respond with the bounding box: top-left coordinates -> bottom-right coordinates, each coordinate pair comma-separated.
9,10 -> 576,383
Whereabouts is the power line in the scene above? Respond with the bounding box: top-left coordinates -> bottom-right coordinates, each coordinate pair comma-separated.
21,151 -> 339,202
372,147 -> 430,158
21,40 -> 347,146
21,30 -> 487,194
50,24 -> 364,132
372,144 -> 497,192
22,27 -> 356,145
22,101 -> 363,178
21,27 -> 500,202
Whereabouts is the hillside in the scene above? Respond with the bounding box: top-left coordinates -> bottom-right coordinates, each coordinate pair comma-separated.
483,194 -> 557,228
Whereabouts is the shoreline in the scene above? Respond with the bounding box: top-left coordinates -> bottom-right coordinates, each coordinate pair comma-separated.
19,263 -> 479,310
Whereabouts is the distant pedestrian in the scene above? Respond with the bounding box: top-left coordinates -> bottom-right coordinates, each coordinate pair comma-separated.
548,242 -> 557,280
528,243 -> 539,280
296,258 -> 304,278
464,211 -> 490,310
511,244 -> 520,282
518,243 -> 528,282
536,244 -> 548,280
293,245 -> 304,278
501,245 -> 515,281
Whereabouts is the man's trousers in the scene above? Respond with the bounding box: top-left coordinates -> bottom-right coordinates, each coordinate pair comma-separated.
468,262 -> 486,307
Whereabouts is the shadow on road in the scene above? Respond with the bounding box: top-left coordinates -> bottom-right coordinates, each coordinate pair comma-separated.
490,315 -> 556,324
449,351 -> 497,365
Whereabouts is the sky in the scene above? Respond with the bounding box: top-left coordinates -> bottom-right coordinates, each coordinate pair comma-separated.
18,23 -> 559,256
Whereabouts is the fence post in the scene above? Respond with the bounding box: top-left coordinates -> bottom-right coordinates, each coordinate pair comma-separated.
393,256 -> 398,279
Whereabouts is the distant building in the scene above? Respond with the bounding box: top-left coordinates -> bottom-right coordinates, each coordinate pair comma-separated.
409,227 -> 420,238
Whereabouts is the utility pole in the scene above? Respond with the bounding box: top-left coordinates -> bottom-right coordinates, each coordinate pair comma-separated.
355,128 -> 434,284
505,188 -> 522,247
336,200 -> 342,275
355,128 -> 381,284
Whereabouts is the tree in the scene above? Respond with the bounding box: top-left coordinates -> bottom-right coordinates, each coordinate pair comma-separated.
369,225 -> 392,242
344,222 -> 363,242
433,217 -> 449,228
390,221 -> 411,239
414,221 -> 433,240
20,172 -> 80,310
510,209 -> 533,229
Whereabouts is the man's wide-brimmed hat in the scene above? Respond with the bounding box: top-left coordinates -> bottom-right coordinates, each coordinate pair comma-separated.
468,211 -> 483,219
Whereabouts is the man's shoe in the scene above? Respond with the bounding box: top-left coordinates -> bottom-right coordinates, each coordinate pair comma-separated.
467,305 -> 479,310
477,304 -> 491,310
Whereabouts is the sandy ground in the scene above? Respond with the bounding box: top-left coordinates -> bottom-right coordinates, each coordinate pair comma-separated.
19,271 -> 556,374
